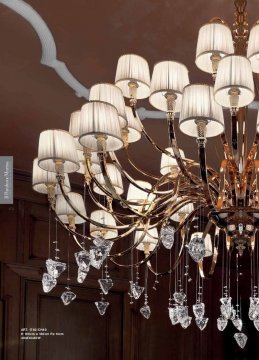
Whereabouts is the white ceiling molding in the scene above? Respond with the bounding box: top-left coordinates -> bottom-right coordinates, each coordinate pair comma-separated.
0,0 -> 258,120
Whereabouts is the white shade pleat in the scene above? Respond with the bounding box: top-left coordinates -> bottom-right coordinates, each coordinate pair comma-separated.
149,61 -> 189,111
115,54 -> 150,99
135,227 -> 158,251
79,101 -> 123,152
179,84 -> 224,137
90,210 -> 118,239
69,110 -> 81,138
171,200 -> 194,222
32,158 -> 71,194
191,232 -> 212,257
93,163 -> 124,196
38,129 -> 79,173
214,54 -> 254,108
160,148 -> 185,175
56,192 -> 86,224
196,22 -> 234,73
89,83 -> 127,128
247,23 -> 259,73
125,106 -> 142,143
127,180 -> 156,211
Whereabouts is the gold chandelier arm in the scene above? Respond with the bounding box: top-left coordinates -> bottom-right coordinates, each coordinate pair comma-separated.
198,247 -> 219,278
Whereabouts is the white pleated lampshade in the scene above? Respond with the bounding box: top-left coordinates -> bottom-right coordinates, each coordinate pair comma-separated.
93,163 -> 124,196
69,110 -> 81,138
179,84 -> 224,138
125,106 -> 142,143
196,22 -> 234,73
171,200 -> 194,222
90,210 -> 118,239
32,158 -> 71,194
214,54 -> 254,108
38,129 -> 79,173
115,54 -> 150,99
247,22 -> 259,73
76,150 -> 86,175
79,101 -> 123,152
191,232 -> 212,257
149,61 -> 189,111
127,180 -> 156,211
89,83 -> 127,128
55,192 -> 86,224
160,148 -> 185,175
135,227 -> 158,251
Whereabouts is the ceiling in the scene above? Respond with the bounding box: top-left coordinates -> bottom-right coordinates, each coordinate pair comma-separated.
0,0 -> 259,176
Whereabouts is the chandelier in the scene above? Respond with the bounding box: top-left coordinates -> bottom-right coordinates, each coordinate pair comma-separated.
32,0 -> 259,349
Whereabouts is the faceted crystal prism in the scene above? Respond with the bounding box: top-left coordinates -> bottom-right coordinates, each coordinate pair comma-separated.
253,318 -> 259,331
42,273 -> 57,293
177,305 -> 188,324
93,237 -> 113,254
234,333 -> 248,349
74,250 -> 91,272
193,302 -> 205,319
46,259 -> 66,278
98,278 -> 113,295
181,316 -> 192,329
168,307 -> 179,325
95,301 -> 109,316
187,235 -> 205,262
77,268 -> 88,283
220,304 -> 232,320
89,246 -> 107,270
230,308 -> 236,321
220,296 -> 232,306
140,304 -> 151,319
173,291 -> 186,305
195,317 -> 208,331
160,225 -> 175,250
130,282 -> 144,300
61,290 -> 76,305
217,317 -> 228,331
232,317 -> 243,331
249,297 -> 259,320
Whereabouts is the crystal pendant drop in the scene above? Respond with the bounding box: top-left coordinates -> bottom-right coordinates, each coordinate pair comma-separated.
95,301 -> 109,316
140,304 -> 151,319
160,225 -> 175,250
181,316 -> 192,329
187,235 -> 205,262
61,290 -> 76,305
253,318 -> 259,331
46,259 -> 66,278
77,268 -> 88,283
93,237 -> 113,255
217,317 -> 228,331
195,317 -> 208,331
234,333 -> 248,349
232,317 -> 243,331
249,297 -> 259,320
220,296 -> 232,305
130,282 -> 144,300
89,246 -> 107,269
98,278 -> 113,295
42,273 -> 57,293
230,308 -> 236,321
173,291 -> 186,305
193,302 -> 205,319
74,250 -> 91,272
177,305 -> 189,324
168,307 -> 179,325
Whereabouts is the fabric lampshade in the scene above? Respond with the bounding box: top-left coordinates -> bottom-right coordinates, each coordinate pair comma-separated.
93,163 -> 124,196
149,61 -> 189,111
32,158 -> 71,194
89,83 -> 127,128
196,22 -> 234,73
125,106 -> 142,143
79,101 -> 123,152
38,129 -> 79,173
171,200 -> 194,222
247,22 -> 259,73
127,180 -> 156,211
115,54 -> 150,99
69,110 -> 81,138
214,54 -> 254,108
179,84 -> 224,138
134,227 -> 158,251
55,192 -> 86,224
90,210 -> 118,239
190,232 -> 212,257
160,148 -> 185,175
